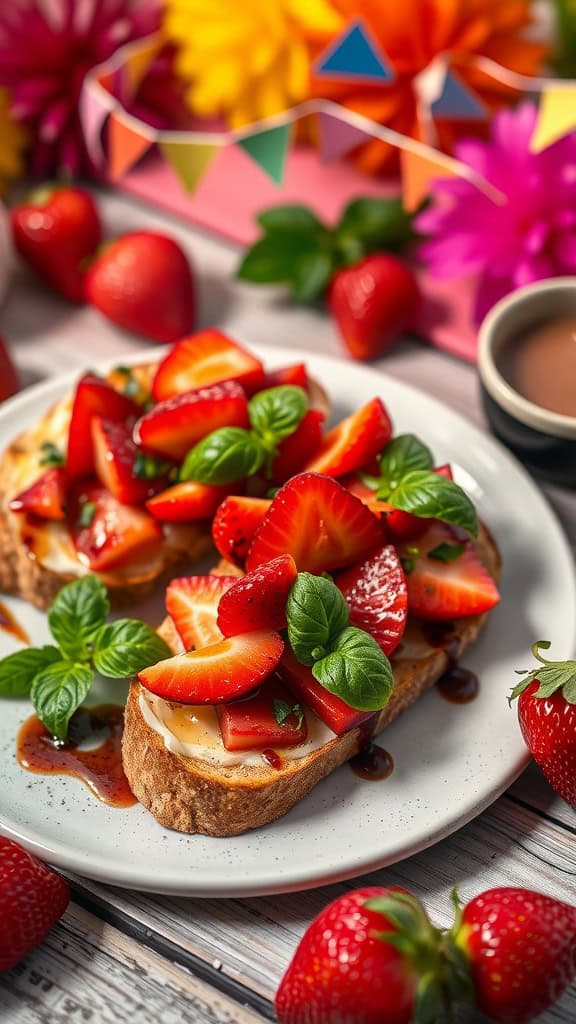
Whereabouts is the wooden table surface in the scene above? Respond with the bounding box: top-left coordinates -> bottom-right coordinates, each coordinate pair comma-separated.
1,190 -> 575,1024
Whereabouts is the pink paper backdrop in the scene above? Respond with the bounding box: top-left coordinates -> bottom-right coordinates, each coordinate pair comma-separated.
120,144 -> 478,362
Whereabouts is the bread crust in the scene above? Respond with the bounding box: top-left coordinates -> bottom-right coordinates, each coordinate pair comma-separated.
122,524 -> 501,836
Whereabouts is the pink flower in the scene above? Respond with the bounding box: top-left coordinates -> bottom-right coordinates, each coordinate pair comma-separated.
416,102 -> 576,323
0,0 -> 161,176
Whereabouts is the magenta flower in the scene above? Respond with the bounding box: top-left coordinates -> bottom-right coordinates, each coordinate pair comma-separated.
416,102 -> 576,323
0,0 -> 161,177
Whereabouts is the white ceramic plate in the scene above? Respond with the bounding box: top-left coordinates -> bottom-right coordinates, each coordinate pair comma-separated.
0,346 -> 574,896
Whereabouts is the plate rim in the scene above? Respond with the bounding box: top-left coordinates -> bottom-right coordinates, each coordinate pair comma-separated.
0,343 -> 573,896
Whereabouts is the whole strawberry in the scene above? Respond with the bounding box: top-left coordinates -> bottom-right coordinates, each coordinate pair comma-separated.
0,836 -> 69,971
275,886 -> 450,1024
86,231 -> 195,343
455,887 -> 576,1023
11,186 -> 101,302
510,640 -> 576,807
329,253 -> 419,361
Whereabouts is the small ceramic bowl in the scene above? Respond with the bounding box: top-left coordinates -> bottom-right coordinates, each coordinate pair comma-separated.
478,278 -> 576,489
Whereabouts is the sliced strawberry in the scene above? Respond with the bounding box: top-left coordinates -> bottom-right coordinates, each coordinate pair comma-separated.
263,363 -> 308,390
133,380 -> 249,460
69,482 -> 163,572
67,373 -> 140,482
278,653 -> 373,735
400,522 -> 500,620
303,398 -> 392,478
336,545 -> 407,656
138,630 -> 284,704
9,467 -> 68,521
217,554 -> 297,636
151,329 -> 265,401
212,495 -> 271,566
91,417 -> 159,506
272,409 -> 325,484
246,473 -> 384,574
218,675 -> 307,751
166,575 -> 237,649
147,481 -> 232,522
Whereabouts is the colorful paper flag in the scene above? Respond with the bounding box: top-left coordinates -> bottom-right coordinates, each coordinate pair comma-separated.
431,70 -> 487,121
530,84 -> 576,153
79,81 -> 112,165
123,33 -> 163,97
316,111 -> 373,162
237,123 -> 291,185
314,20 -> 394,83
108,111 -> 154,180
160,139 -> 220,193
400,149 -> 457,211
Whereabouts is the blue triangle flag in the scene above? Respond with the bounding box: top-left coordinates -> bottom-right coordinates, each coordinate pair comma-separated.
431,70 -> 486,120
315,20 -> 394,83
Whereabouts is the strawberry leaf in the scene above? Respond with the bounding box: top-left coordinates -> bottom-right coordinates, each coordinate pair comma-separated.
337,198 -> 415,258
257,205 -> 325,235
291,249 -> 334,302
237,233 -> 320,285
510,640 -> 576,704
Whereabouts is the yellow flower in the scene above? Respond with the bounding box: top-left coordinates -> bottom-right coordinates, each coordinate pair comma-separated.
163,0 -> 343,127
0,89 -> 27,195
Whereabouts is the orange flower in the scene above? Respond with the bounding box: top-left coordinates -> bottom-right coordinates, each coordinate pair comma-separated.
312,0 -> 548,172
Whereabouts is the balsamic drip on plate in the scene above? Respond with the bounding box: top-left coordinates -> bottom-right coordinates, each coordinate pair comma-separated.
0,600 -> 29,645
421,620 -> 480,703
17,704 -> 137,807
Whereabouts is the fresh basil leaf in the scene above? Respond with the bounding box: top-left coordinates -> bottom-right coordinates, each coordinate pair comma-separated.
39,441 -> 65,468
273,698 -> 304,731
312,626 -> 393,711
257,205 -> 325,236
378,435 -> 433,496
180,427 -> 266,485
92,620 -> 171,678
0,646 -> 61,698
48,576 -> 110,660
427,542 -> 465,563
337,197 -> 415,254
31,661 -> 93,741
249,386 -> 308,444
291,250 -> 334,302
386,470 -> 478,536
237,233 -> 320,285
133,451 -> 172,480
286,573 -> 349,666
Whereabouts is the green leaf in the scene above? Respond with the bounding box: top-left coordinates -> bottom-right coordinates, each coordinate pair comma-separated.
92,620 -> 172,678
312,626 -> 393,711
180,427 -> 266,485
291,249 -> 334,302
133,451 -> 173,480
31,661 -> 93,741
509,640 -> 576,704
427,541 -> 465,563
377,434 -> 434,496
39,441 -> 65,468
257,205 -> 325,235
249,386 -> 308,444
286,573 -> 349,666
386,470 -> 478,536
236,233 -> 319,285
48,576 -> 110,661
337,198 -> 415,259
78,501 -> 96,527
273,698 -> 304,731
0,646 -> 61,698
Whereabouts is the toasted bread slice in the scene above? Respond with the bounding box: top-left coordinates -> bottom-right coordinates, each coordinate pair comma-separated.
0,369 -> 329,610
122,523 -> 501,836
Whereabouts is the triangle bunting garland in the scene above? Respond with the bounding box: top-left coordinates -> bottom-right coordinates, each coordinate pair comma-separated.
400,149 -> 458,211
431,70 -> 487,121
108,111 -> 154,180
237,123 -> 291,185
160,139 -> 220,193
314,20 -> 394,83
530,85 -> 576,153
316,112 -> 372,162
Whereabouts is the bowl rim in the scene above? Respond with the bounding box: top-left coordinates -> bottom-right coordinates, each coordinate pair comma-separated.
477,277 -> 576,441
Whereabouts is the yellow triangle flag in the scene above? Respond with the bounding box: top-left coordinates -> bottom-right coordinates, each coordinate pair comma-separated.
530,85 -> 576,153
108,112 -> 153,180
124,34 -> 163,96
160,140 -> 219,194
400,149 -> 457,211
